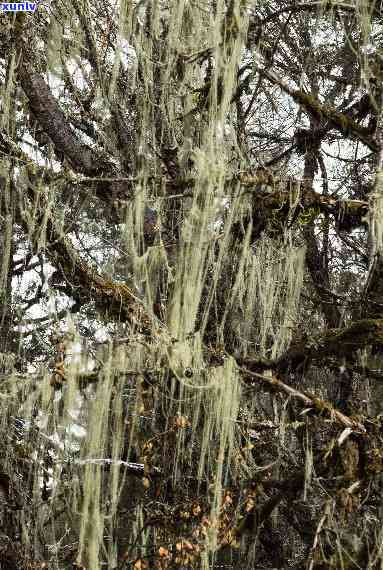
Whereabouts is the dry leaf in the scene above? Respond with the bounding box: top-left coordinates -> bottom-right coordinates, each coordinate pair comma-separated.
158,546 -> 170,558
134,559 -> 148,570
142,477 -> 150,488
192,503 -> 202,516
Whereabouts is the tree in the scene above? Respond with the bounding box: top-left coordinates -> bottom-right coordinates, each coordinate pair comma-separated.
0,1 -> 383,568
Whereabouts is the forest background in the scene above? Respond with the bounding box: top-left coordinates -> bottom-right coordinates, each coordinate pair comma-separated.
1,0 -> 383,568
